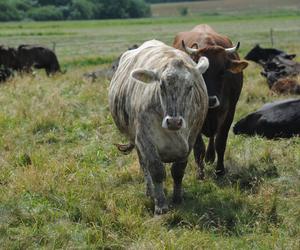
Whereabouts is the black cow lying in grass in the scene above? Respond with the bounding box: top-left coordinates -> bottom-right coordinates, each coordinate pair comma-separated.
245,44 -> 296,65
233,99 -> 300,139
245,44 -> 300,94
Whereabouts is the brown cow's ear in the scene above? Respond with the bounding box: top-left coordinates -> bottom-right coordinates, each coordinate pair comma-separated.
228,60 -> 248,73
131,69 -> 158,84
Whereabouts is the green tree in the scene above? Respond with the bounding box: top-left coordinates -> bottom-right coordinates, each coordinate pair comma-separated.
37,0 -> 71,6
128,0 -> 151,18
0,1 -> 21,21
69,0 -> 94,20
28,5 -> 64,21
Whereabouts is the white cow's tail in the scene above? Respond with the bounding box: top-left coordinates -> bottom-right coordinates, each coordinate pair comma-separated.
114,143 -> 135,155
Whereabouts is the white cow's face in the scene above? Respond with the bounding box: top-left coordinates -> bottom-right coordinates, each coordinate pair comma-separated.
131,57 -> 209,131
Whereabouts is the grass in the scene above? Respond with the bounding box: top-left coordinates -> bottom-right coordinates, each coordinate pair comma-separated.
151,0 -> 300,17
0,10 -> 300,249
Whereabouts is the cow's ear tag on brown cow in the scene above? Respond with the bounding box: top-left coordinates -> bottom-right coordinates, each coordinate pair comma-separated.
131,69 -> 158,84
208,96 -> 220,109
228,60 -> 248,74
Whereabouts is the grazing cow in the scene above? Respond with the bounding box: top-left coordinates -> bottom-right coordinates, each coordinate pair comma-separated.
109,40 -> 209,214
0,46 -> 19,70
83,45 -> 140,82
233,99 -> 300,139
173,24 -> 248,178
17,45 -> 61,75
108,44 -> 139,80
245,44 -> 296,64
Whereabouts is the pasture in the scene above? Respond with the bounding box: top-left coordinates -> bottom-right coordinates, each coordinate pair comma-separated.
0,12 -> 300,249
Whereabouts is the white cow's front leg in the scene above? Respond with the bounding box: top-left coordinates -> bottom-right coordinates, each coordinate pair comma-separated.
135,130 -> 168,215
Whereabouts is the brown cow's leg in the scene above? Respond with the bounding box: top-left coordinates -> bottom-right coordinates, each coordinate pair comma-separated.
215,111 -> 235,176
193,133 -> 206,180
135,133 -> 167,215
205,137 -> 216,163
171,160 -> 187,204
215,133 -> 227,176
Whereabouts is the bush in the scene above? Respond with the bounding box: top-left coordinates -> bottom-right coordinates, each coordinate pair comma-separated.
0,1 -> 21,21
28,5 -> 64,21
13,0 -> 33,12
128,0 -> 151,18
0,0 -> 151,21
179,6 -> 188,16
99,0 -> 151,19
69,0 -> 95,20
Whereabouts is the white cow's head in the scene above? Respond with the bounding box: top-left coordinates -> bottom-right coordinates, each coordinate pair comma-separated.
131,56 -> 209,131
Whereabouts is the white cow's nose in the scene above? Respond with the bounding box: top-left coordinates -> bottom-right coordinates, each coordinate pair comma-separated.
162,116 -> 186,130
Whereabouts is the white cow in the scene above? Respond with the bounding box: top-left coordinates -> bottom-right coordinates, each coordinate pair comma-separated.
109,40 -> 209,214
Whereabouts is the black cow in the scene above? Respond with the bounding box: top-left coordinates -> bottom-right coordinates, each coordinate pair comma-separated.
0,67 -> 13,82
259,54 -> 300,92
107,44 -> 139,80
245,44 -> 296,64
17,45 -> 61,75
0,46 -> 19,70
233,99 -> 300,139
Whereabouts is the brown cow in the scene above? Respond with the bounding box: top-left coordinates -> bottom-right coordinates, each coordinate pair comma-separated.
173,24 -> 248,178
271,77 -> 300,95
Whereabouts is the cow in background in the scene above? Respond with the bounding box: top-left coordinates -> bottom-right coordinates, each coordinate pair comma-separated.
245,44 -> 296,65
233,99 -> 300,139
0,67 -> 14,82
173,24 -> 248,178
0,46 -> 19,70
17,45 -> 61,75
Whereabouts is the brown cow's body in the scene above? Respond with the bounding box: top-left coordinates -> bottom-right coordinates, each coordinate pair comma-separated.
173,24 -> 248,178
271,77 -> 300,95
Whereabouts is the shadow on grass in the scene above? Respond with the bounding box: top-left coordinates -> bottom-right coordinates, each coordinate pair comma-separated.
161,163 -> 280,235
215,162 -> 279,193
162,179 -> 280,235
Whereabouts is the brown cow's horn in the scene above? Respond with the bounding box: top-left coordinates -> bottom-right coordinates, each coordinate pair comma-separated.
182,40 -> 198,55
225,41 -> 240,54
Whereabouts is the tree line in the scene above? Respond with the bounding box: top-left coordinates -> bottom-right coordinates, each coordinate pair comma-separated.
146,0 -> 202,3
0,0 -> 151,21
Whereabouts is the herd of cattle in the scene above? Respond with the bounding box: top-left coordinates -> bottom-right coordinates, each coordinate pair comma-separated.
0,44 -> 61,81
245,44 -> 300,94
1,24 -> 299,215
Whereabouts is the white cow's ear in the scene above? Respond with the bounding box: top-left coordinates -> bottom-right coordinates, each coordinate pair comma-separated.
196,56 -> 209,74
131,69 -> 159,84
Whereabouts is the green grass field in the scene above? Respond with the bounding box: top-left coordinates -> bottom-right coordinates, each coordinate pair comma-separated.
0,11 -> 300,249
151,0 -> 300,17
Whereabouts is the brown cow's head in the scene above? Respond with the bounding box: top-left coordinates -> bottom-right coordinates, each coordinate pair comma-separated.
182,40 -> 248,108
131,57 -> 209,131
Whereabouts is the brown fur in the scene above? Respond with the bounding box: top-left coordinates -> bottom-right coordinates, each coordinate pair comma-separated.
173,24 -> 248,178
271,77 -> 300,95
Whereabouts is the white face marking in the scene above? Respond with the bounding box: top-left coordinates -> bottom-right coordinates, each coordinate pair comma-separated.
161,115 -> 187,130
